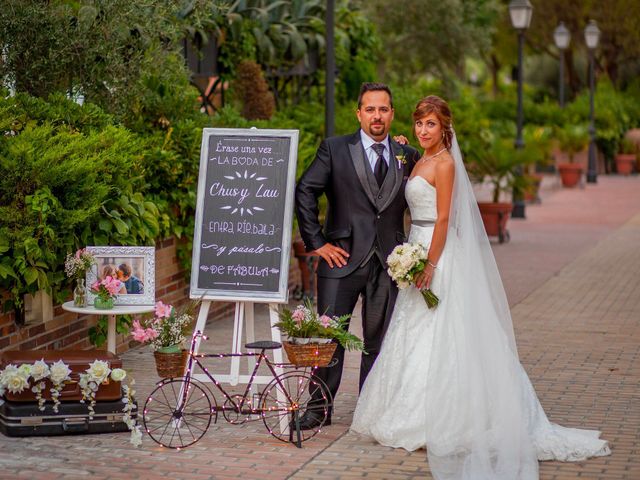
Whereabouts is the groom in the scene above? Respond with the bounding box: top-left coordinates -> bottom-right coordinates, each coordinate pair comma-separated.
295,82 -> 418,428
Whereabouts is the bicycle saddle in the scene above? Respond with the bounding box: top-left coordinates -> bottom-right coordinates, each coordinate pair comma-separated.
245,341 -> 282,350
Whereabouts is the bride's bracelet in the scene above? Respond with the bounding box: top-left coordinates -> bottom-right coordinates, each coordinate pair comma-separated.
427,259 -> 437,269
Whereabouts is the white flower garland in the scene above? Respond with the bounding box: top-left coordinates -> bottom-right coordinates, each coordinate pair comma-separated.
0,359 -> 141,446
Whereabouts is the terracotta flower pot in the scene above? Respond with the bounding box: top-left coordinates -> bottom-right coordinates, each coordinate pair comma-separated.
557,163 -> 583,188
477,202 -> 513,244
615,154 -> 635,175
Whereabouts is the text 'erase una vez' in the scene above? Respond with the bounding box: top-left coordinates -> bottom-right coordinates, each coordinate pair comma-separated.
214,141 -> 272,154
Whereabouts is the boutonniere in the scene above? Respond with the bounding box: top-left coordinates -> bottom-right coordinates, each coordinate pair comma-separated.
395,153 -> 407,168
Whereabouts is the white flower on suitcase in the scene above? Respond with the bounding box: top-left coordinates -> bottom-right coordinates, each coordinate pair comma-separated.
49,360 -> 72,384
86,360 -> 111,384
0,359 -> 141,447
110,368 -> 126,382
30,360 -> 50,381
0,365 -> 28,394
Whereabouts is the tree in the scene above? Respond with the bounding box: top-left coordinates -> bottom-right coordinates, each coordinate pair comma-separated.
525,0 -> 640,91
363,0 -> 500,88
0,0 -> 192,118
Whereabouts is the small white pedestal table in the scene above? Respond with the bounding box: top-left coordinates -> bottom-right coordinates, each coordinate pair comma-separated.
62,301 -> 155,354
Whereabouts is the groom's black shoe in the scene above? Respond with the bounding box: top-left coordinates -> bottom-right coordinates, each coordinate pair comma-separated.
295,410 -> 331,430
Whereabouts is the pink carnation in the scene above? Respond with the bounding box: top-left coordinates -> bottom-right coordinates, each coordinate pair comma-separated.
292,308 -> 305,325
319,315 -> 332,328
155,301 -> 173,319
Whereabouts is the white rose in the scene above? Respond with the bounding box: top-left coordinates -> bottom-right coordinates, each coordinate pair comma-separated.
31,360 -> 50,382
86,360 -> 111,383
0,364 -> 19,386
110,368 -> 127,382
18,364 -> 32,379
49,360 -> 72,384
5,371 -> 29,394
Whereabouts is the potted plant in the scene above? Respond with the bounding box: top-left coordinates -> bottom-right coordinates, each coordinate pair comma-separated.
131,300 -> 196,378
467,138 -> 535,243
556,124 -> 589,188
615,138 -> 637,175
523,126 -> 553,203
274,299 -> 365,367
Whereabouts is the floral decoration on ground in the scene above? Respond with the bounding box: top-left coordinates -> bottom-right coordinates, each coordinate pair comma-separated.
131,300 -> 195,351
0,359 -> 141,446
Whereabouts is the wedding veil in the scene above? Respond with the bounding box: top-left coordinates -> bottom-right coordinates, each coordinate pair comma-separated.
423,132 -> 539,479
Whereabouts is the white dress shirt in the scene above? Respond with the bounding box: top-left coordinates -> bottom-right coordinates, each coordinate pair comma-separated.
360,130 -> 390,173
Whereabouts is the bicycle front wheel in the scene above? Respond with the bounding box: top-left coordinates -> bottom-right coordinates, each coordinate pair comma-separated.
260,371 -> 331,443
143,378 -> 213,449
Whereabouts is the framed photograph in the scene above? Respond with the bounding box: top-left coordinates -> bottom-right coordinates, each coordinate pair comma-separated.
86,246 -> 155,306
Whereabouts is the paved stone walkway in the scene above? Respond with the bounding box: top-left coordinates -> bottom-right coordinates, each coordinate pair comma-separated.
0,175 -> 639,480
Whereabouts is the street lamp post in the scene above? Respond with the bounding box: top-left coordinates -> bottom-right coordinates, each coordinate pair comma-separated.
553,22 -> 571,108
508,0 -> 533,218
584,20 -> 600,184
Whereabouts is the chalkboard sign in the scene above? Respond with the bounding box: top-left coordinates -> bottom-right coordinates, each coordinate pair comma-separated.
190,128 -> 299,303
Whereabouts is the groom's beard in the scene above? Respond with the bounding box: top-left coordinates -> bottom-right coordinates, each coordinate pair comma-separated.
368,122 -> 387,137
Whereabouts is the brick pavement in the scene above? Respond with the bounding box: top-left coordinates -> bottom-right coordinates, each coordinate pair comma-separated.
0,175 -> 639,480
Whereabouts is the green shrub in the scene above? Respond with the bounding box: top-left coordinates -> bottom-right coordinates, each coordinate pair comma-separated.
0,93 -> 158,315
235,60 -> 276,120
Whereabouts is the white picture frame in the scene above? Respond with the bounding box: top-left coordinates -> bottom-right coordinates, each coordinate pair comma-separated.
86,246 -> 155,306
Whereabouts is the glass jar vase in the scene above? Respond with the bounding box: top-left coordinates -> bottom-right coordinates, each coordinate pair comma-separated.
73,278 -> 87,307
94,296 -> 115,310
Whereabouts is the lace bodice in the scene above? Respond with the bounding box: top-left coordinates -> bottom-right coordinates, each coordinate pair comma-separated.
406,176 -> 437,222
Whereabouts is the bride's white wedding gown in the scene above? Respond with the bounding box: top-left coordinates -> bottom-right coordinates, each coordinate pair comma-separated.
351,175 -> 610,479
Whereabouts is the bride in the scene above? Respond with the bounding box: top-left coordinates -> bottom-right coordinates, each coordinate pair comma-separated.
350,95 -> 610,479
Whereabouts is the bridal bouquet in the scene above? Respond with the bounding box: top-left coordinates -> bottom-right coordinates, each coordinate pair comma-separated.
387,243 -> 439,309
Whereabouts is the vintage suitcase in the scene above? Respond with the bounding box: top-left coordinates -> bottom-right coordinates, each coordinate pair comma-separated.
0,350 -> 123,402
0,398 -> 137,437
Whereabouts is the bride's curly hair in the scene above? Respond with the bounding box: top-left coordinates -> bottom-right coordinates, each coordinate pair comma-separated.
412,95 -> 453,150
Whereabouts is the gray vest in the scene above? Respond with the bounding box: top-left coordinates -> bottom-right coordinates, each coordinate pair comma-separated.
360,147 -> 398,266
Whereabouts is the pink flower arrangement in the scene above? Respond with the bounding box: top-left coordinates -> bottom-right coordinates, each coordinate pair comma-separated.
131,319 -> 159,343
91,275 -> 122,301
64,248 -> 95,279
273,299 -> 365,352
130,301 -> 194,351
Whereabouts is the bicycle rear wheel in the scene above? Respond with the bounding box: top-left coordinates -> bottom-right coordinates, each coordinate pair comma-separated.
143,378 -> 214,449
259,371 -> 331,443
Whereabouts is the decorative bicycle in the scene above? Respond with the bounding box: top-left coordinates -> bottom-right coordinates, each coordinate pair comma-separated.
142,331 -> 333,449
